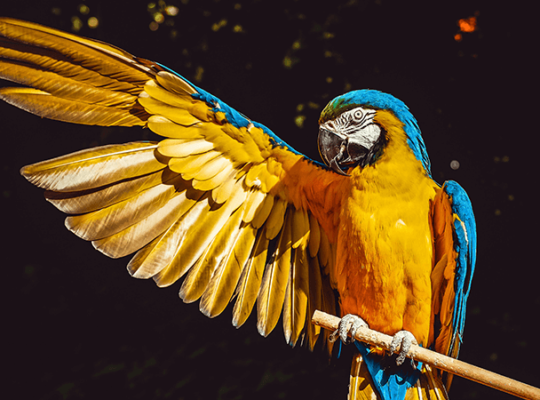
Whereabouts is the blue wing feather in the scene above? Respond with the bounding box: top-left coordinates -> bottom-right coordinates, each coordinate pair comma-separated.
443,180 -> 477,357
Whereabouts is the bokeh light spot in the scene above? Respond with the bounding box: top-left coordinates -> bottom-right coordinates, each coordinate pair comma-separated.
165,6 -> 179,16
153,12 -> 165,23
71,16 -> 83,32
458,16 -> 477,33
295,115 -> 306,128
79,4 -> 90,15
88,17 -> 99,29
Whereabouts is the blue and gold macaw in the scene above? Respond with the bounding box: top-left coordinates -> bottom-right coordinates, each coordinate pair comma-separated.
0,18 -> 476,400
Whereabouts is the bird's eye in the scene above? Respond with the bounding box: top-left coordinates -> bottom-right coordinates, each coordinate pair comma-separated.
352,109 -> 363,122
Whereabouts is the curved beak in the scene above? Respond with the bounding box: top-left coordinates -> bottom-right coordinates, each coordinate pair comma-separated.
318,127 -> 368,176
318,127 -> 349,175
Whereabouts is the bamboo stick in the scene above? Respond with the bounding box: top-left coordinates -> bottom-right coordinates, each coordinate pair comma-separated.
312,310 -> 540,400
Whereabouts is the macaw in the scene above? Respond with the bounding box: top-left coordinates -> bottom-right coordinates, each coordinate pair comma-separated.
0,18 -> 476,400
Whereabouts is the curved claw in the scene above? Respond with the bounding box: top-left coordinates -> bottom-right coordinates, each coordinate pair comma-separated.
389,330 -> 418,366
329,314 -> 369,344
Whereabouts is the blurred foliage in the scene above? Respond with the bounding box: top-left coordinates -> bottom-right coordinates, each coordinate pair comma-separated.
2,0 -> 537,399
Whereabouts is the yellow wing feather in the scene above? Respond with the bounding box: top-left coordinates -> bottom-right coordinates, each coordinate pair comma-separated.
0,18 -> 152,125
200,224 -> 258,317
65,173 -> 189,241
251,194 -> 275,229
45,168 -> 167,215
306,255 -> 323,349
264,197 -> 288,240
127,190 -> 207,279
180,204 -> 246,305
168,151 -> 222,175
20,142 -> 166,192
1,17 -> 346,348
257,210 -> 294,337
231,229 -> 270,328
283,245 -> 309,346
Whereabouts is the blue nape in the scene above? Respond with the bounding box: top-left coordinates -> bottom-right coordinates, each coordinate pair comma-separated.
354,342 -> 422,400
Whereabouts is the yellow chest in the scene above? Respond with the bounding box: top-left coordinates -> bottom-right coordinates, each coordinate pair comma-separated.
333,142 -> 438,345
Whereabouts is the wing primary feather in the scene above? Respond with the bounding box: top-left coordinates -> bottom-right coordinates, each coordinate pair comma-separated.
178,241 -> 216,304
282,247 -> 309,346
45,168 -> 167,215
320,271 -> 337,355
21,142 -> 164,192
66,173 -> 190,241
0,61 -> 140,107
232,228 -> 269,328
306,255 -> 323,350
90,185 -> 204,259
153,187 -> 247,288
257,209 -> 293,337
124,185 -> 205,279
200,223 -> 258,317
0,18 -> 154,126
151,195 -> 213,287
0,18 -> 155,79
179,202 -> 245,304
0,87 -> 147,126
127,231 -> 167,278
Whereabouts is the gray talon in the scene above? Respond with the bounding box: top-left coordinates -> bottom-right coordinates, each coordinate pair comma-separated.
329,314 -> 369,344
389,330 -> 418,365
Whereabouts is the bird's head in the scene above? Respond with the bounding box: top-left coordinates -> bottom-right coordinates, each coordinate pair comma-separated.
317,89 -> 431,176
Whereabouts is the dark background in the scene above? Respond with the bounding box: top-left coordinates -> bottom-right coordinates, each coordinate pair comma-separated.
2,0 -> 537,399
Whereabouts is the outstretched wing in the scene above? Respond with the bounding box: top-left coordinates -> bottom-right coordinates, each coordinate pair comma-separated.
0,18 -> 347,348
430,180 -> 477,384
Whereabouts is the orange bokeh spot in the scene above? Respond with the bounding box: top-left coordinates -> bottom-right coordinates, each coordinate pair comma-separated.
454,33 -> 462,42
458,16 -> 477,33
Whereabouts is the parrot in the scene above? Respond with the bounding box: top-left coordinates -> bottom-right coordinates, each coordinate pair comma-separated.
0,18 -> 476,400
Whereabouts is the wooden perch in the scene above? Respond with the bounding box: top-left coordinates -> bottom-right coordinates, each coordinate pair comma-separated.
312,310 -> 540,400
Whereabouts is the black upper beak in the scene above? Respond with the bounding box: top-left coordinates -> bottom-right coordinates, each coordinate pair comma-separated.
318,127 -> 368,176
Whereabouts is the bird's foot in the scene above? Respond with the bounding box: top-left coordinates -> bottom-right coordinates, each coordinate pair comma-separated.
389,330 -> 418,366
329,314 -> 369,344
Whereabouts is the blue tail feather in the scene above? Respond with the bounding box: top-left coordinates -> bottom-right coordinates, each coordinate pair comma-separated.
354,342 -> 422,400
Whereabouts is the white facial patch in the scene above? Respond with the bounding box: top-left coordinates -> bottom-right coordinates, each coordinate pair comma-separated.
320,107 -> 381,150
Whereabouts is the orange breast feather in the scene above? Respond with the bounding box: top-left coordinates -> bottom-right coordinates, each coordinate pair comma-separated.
333,112 -> 439,347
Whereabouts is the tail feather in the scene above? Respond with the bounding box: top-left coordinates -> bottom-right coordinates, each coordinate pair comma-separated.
349,354 -> 378,400
349,354 -> 449,400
